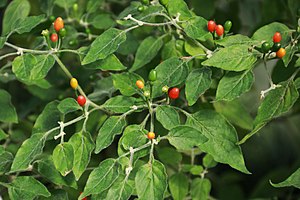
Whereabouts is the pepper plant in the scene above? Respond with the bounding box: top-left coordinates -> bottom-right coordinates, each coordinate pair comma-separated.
0,0 -> 300,199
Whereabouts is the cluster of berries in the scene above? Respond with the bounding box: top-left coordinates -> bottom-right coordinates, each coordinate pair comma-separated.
260,32 -> 286,58
207,20 -> 232,37
42,17 -> 66,43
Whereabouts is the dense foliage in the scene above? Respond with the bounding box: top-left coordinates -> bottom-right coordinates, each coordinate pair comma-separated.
0,0 -> 300,199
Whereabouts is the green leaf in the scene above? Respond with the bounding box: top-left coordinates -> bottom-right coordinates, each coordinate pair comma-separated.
295,57 -> 300,68
95,116 -> 126,154
0,129 -> 8,141
57,98 -> 82,114
191,178 -> 211,200
153,57 -> 188,97
214,99 -> 253,130
84,54 -> 126,71
186,110 -> 250,174
184,39 -> 206,59
2,0 -> 30,36
53,143 -> 74,176
130,36 -> 163,72
295,77 -> 300,89
112,72 -> 144,96
102,95 -> 137,114
216,34 -> 259,47
68,131 -> 95,180
282,44 -> 296,67
35,156 -> 77,189
37,189 -> 69,200
0,89 -> 18,123
167,125 -> 207,150
12,54 -> 55,84
156,105 -> 181,130
166,0 -> 192,20
216,69 -> 254,101
183,16 -> 211,41
8,176 -> 50,200
162,40 -> 180,60
0,150 -> 13,174
252,22 -> 291,45
54,0 -> 76,9
89,13 -> 115,29
0,36 -> 7,48
156,147 -> 182,166
239,80 -> 299,144
10,132 -> 47,172
135,160 -> 167,200
169,173 -> 189,200
13,15 -> 45,34
271,168 -> 300,189
202,45 -> 257,71
79,159 -> 119,199
32,101 -> 60,136
120,125 -> 148,150
82,28 -> 127,65
185,68 -> 212,106
202,154 -> 217,168
104,174 -> 134,200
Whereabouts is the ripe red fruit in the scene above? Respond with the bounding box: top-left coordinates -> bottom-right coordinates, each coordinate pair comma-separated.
276,48 -> 286,59
77,95 -> 86,106
215,25 -> 224,36
50,33 -> 58,42
273,32 -> 282,43
207,20 -> 216,33
168,87 -> 180,99
54,17 -> 64,32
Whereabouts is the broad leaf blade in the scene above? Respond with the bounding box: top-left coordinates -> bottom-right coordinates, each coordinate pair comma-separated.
186,110 -> 250,174
169,173 -> 189,200
167,125 -> 207,150
191,178 -> 211,200
0,89 -> 18,123
95,116 -> 126,154
216,69 -> 254,101
69,131 -> 95,180
202,45 -> 257,71
84,54 -> 126,71
79,158 -> 119,198
102,95 -> 137,114
135,160 -> 167,200
13,15 -> 45,34
82,28 -> 126,65
185,68 -> 212,106
104,174 -> 134,200
57,98 -> 82,114
8,176 -> 50,200
271,168 -> 300,189
130,36 -> 163,72
52,143 -> 74,176
156,106 -> 181,130
112,72 -> 144,96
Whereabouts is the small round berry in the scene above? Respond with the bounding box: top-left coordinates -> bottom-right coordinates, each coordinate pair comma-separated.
73,3 -> 78,12
168,87 -> 180,99
261,42 -> 271,53
215,25 -> 224,36
207,20 -> 216,33
276,48 -> 286,59
70,78 -> 78,89
147,132 -> 155,140
137,5 -> 146,12
162,85 -> 169,93
144,90 -> 150,98
59,28 -> 67,37
148,69 -> 157,82
141,0 -> 149,4
77,95 -> 86,106
69,39 -> 78,46
50,33 -> 58,42
85,28 -> 91,34
54,17 -> 64,32
273,32 -> 282,43
159,0 -> 169,6
272,43 -> 281,52
224,20 -> 232,32
49,15 -> 55,22
136,80 -> 144,89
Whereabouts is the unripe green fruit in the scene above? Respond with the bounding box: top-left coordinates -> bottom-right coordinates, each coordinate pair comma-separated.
41,29 -> 49,37
59,28 -> 67,37
85,28 -> 91,34
73,3 -> 78,12
137,5 -> 146,12
49,15 -> 55,22
261,42 -> 271,53
141,0 -> 149,4
144,91 -> 150,98
159,0 -> 169,6
272,43 -> 281,52
224,20 -> 232,32
148,70 -> 157,82
162,86 -> 169,93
